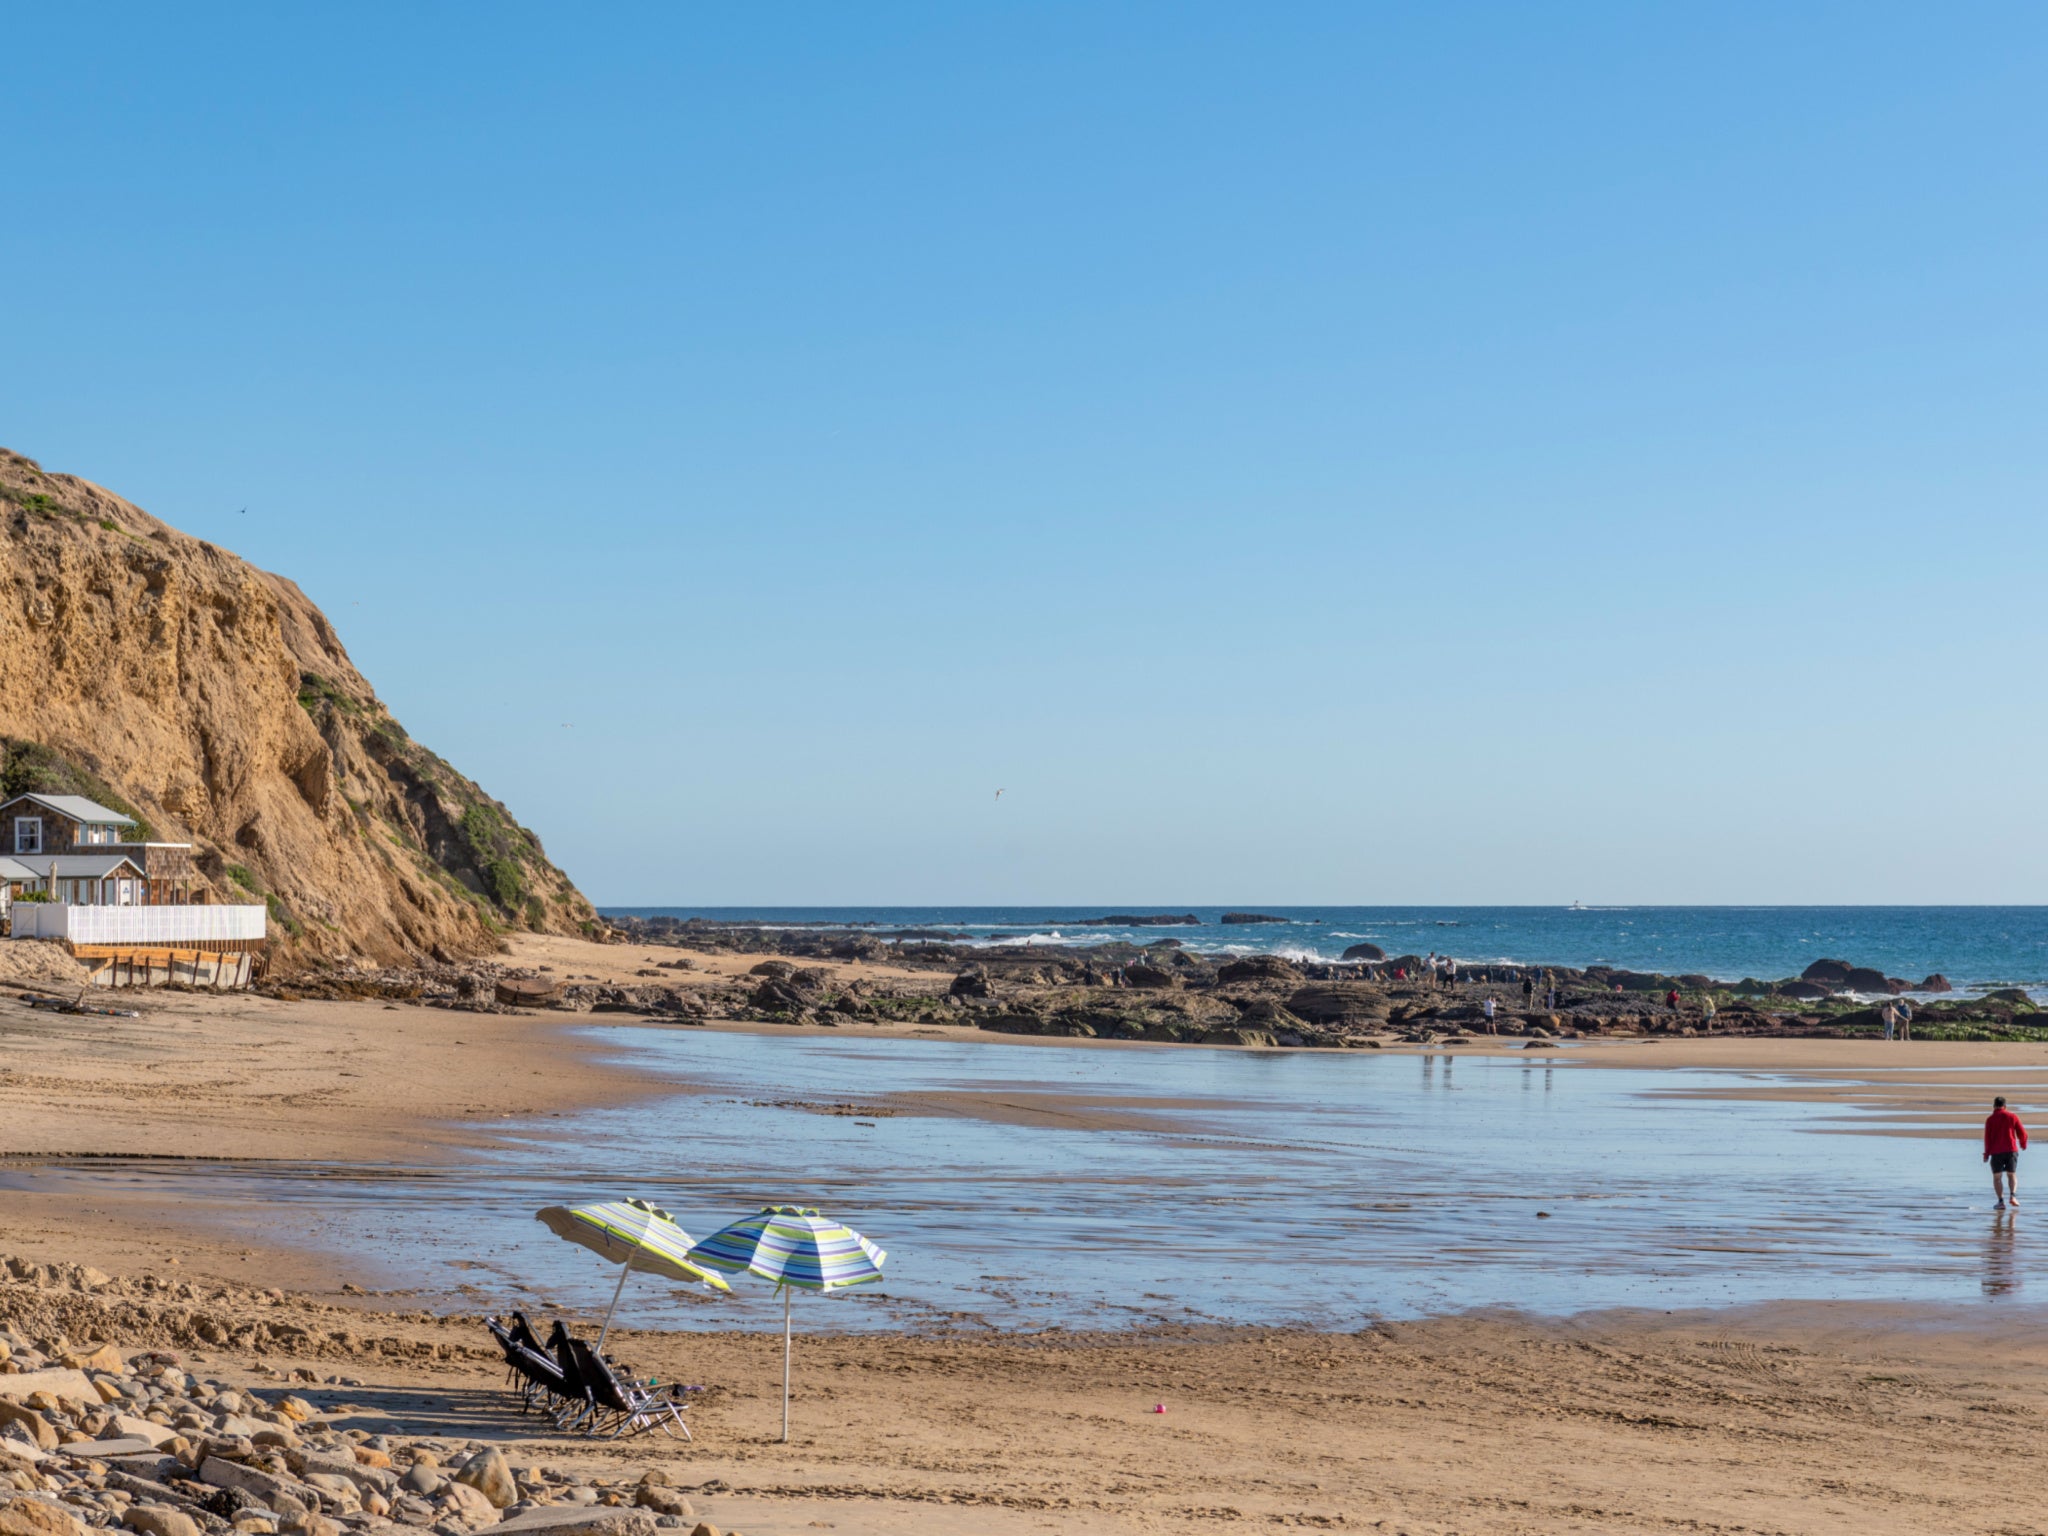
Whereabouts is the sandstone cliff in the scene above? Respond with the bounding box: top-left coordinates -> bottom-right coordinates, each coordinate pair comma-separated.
0,447 -> 598,968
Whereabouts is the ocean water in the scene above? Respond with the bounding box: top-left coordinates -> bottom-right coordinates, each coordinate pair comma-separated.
14,1026 -> 2041,1333
603,906 -> 2048,991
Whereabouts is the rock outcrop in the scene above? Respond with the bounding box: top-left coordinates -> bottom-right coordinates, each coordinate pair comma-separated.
0,448 -> 596,969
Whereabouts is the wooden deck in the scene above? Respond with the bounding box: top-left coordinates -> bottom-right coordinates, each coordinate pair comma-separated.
73,946 -> 262,989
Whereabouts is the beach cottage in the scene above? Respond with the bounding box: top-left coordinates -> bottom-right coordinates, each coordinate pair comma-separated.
0,792 -> 264,986
0,793 -> 199,903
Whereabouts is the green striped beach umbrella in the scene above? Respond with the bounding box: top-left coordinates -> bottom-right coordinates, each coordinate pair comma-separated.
535,1197 -> 730,1350
687,1205 -> 886,1441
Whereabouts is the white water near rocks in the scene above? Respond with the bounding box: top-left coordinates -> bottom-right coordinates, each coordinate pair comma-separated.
7,1027 -> 2039,1332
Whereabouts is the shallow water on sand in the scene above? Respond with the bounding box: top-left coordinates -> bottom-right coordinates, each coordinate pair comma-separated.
10,1029 -> 2038,1331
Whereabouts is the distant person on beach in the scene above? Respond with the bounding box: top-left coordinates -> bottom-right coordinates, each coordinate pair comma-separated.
1482,996 -> 1497,1033
1522,974 -> 1535,1009
1898,1000 -> 1914,1040
1666,987 -> 1680,1010
1702,996 -> 1717,1031
1880,1002 -> 1898,1040
1985,1097 -> 2028,1209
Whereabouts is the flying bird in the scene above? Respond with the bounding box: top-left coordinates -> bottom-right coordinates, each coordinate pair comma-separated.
994,789 -> 1005,800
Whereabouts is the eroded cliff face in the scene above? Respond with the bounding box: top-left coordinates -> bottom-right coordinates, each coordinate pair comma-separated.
0,447 -> 598,968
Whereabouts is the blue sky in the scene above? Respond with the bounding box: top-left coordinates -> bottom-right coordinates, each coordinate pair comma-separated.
5,4 -> 2045,904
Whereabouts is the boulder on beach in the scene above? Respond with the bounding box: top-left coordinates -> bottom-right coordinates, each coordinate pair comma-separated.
453,1448 -> 518,1509
1341,942 -> 1387,961
950,966 -> 995,998
1236,998 -> 1304,1028
750,978 -> 811,1013
1220,913 -> 1287,925
1920,974 -> 1954,993
1121,963 -> 1180,990
1801,959 -> 1854,984
1842,967 -> 1900,993
1285,985 -> 1390,1027
1216,954 -> 1304,985
827,935 -> 887,961
1780,980 -> 1833,1000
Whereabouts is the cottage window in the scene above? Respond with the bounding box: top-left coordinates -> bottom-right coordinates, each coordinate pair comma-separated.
14,818 -> 40,855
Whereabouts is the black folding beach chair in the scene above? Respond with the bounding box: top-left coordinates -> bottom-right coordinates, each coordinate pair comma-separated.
564,1335 -> 692,1440
510,1310 -> 548,1355
547,1319 -> 603,1432
487,1317 -> 573,1417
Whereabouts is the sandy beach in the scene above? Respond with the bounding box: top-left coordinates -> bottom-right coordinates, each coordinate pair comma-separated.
8,936 -> 2048,1533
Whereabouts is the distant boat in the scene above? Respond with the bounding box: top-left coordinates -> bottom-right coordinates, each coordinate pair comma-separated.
1568,901 -> 1588,911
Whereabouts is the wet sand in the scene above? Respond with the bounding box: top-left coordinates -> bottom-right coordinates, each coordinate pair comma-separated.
10,936 -> 2048,1530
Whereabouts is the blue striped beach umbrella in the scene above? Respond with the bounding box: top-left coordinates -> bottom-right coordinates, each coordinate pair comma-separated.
687,1206 -> 886,1440
536,1198 -> 730,1350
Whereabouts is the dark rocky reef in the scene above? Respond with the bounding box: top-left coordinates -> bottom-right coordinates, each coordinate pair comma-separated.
589,914 -> 2027,1048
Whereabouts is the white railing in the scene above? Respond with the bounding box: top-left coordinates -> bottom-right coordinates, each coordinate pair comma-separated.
8,904 -> 268,945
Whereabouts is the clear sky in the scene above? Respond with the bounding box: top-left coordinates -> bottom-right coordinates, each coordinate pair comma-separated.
5,4 -> 2045,905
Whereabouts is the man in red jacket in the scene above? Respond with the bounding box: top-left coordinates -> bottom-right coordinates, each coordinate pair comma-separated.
1985,1097 -> 2028,1209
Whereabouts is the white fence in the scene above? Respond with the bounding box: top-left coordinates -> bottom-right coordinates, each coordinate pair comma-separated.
8,903 -> 268,945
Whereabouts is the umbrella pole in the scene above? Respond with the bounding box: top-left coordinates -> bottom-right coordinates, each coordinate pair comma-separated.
782,1284 -> 792,1444
596,1258 -> 633,1354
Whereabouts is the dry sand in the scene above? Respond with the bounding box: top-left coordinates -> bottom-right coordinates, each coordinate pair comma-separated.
7,936 -> 2048,1532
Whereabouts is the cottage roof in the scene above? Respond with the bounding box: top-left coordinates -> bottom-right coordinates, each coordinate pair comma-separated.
0,857 -> 39,883
0,793 -> 138,826
29,854 -> 147,879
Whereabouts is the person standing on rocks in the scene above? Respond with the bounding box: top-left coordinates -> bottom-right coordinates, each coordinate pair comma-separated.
1482,995 -> 1497,1033
1880,1001 -> 1898,1041
1702,996 -> 1717,1031
1898,999 -> 1914,1040
1522,973 -> 1535,1011
1985,1097 -> 2028,1209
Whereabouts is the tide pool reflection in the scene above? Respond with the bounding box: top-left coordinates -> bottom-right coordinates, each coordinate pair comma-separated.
1983,1211 -> 2021,1298
0,1027 -> 2023,1331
